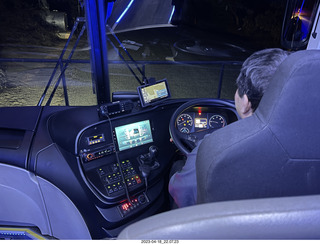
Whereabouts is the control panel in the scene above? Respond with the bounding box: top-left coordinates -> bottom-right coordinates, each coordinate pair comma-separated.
77,120 -> 157,214
86,134 -> 105,145
81,146 -> 115,162
118,193 -> 149,217
99,100 -> 134,117
96,159 -> 143,197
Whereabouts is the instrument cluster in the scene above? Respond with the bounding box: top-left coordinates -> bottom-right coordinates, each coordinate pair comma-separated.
176,107 -> 228,134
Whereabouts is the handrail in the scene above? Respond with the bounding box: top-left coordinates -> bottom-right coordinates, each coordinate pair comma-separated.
0,58 -> 242,66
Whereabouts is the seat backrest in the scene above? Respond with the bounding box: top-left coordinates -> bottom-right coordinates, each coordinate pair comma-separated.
196,50 -> 320,203
118,194 -> 320,239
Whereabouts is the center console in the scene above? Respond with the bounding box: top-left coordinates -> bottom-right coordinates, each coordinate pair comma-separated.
76,117 -> 165,222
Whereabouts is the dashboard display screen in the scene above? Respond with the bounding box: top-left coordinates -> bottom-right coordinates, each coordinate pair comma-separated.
195,118 -> 207,128
115,120 -> 153,151
137,79 -> 171,107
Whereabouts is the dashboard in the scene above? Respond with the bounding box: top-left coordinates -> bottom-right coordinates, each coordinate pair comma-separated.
46,100 -> 238,237
2,98 -> 238,238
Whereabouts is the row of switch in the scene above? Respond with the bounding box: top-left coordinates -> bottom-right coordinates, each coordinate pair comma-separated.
104,175 -> 142,195
97,160 -> 142,196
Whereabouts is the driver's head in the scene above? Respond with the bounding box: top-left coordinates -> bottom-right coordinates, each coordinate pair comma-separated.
235,48 -> 290,119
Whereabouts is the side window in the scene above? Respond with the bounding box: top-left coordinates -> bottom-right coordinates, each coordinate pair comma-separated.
0,0 -> 96,107
282,0 -> 320,50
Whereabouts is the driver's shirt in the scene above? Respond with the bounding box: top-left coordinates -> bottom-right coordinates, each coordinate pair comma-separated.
169,138 -> 204,208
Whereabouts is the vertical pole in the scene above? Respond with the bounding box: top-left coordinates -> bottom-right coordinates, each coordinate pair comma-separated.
60,61 -> 69,106
85,0 -> 111,105
217,64 -> 225,99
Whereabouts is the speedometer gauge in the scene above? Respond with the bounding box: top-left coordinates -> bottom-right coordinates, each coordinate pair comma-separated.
209,114 -> 226,129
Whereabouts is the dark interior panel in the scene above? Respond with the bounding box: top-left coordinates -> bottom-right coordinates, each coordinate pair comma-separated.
0,128 -> 25,149
0,107 -> 42,131
0,98 -> 238,239
0,107 -> 42,168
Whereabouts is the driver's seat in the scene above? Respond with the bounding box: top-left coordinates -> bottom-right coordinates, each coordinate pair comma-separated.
197,49 -> 320,203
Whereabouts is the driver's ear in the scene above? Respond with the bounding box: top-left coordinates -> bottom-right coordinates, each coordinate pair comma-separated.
237,93 -> 253,119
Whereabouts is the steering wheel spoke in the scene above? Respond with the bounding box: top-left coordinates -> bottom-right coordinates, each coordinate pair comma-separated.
178,132 -> 198,151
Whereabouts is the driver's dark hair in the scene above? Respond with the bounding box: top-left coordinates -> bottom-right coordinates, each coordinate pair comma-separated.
236,48 -> 290,111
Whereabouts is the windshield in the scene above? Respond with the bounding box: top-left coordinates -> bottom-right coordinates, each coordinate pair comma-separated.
0,0 -> 287,107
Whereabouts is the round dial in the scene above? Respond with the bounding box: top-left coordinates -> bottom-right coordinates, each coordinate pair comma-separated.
209,114 -> 226,129
177,113 -> 193,133
177,113 -> 193,127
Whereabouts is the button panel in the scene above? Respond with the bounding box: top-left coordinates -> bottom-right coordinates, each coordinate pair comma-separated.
81,146 -> 115,163
117,193 -> 149,217
97,160 -> 142,196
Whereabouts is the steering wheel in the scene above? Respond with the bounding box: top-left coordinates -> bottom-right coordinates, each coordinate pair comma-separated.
169,98 -> 237,155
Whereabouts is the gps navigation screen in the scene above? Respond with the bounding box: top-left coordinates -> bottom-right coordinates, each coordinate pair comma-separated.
115,120 -> 153,151
138,79 -> 170,107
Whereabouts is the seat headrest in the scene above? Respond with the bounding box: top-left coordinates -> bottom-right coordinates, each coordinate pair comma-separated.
256,50 -> 320,159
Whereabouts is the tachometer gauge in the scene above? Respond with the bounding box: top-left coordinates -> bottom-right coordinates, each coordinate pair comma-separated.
177,113 -> 193,133
209,114 -> 226,129
177,113 -> 193,127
